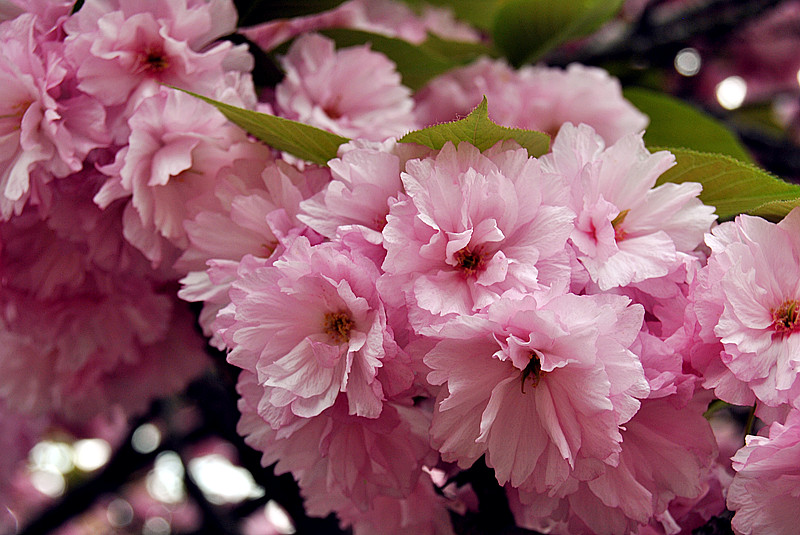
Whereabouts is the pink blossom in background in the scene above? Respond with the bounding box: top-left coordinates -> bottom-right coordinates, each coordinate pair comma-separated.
0,275 -> 174,421
0,400 -> 48,531
333,473 -> 457,535
414,59 -> 648,143
0,202 -> 209,421
728,410 -> 800,535
381,141 -> 575,334
692,208 -> 800,409
42,157 -> 155,277
274,33 -> 418,140
177,158 -> 329,274
425,292 -> 648,492
241,0 -> 480,51
685,1 -> 800,110
541,123 -> 716,291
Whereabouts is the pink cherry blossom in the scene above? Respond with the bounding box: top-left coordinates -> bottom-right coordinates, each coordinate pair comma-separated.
510,395 -> 717,535
235,372 -> 431,513
63,0 -> 247,112
381,141 -> 575,334
298,138 -> 430,242
728,409 -> 800,535
0,198 -> 210,421
425,291 -> 648,492
218,236 -> 411,422
0,14 -> 108,219
274,33 -> 418,140
541,123 -> 716,291
0,0 -> 72,31
0,399 -> 47,518
175,157 -> 329,346
334,473 -> 457,535
241,0 -> 479,52
415,59 -> 648,143
94,88 -> 270,265
691,208 -> 800,409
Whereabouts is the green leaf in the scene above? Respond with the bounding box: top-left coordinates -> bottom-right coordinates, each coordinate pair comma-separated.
656,148 -> 800,221
234,0 -> 348,27
625,87 -> 754,163
319,29 -> 495,90
491,0 -> 624,65
176,88 -> 349,166
399,98 -> 550,156
397,0 -> 502,31
743,199 -> 800,222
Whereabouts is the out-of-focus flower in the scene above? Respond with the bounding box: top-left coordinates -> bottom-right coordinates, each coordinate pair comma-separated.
241,0 -> 480,51
414,59 -> 648,143
274,33 -> 418,141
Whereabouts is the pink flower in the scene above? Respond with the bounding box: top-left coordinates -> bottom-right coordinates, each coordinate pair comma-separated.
728,410 -> 800,535
274,33 -> 418,140
175,158 -> 329,347
241,0 -> 479,51
218,236 -> 410,422
0,198 -> 210,421
0,14 -> 107,218
0,0 -> 72,31
692,208 -> 800,409
63,0 -> 246,110
414,59 -> 648,143
94,88 -> 269,265
510,395 -> 717,535
334,473 -> 457,535
235,372 -> 431,512
380,141 -> 575,334
298,138 -> 430,242
425,291 -> 648,492
541,123 -> 716,291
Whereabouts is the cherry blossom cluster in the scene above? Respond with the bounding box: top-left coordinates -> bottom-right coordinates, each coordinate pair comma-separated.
2,1 -> 800,534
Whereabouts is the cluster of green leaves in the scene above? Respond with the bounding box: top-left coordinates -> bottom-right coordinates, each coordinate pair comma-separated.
180,90 -> 548,161
181,0 -> 800,223
187,86 -> 800,222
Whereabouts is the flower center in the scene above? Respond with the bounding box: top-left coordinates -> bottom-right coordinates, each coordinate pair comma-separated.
611,209 -> 630,242
771,299 -> 800,334
453,246 -> 485,276
520,352 -> 544,393
324,311 -> 353,343
323,96 -> 343,119
143,49 -> 169,72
